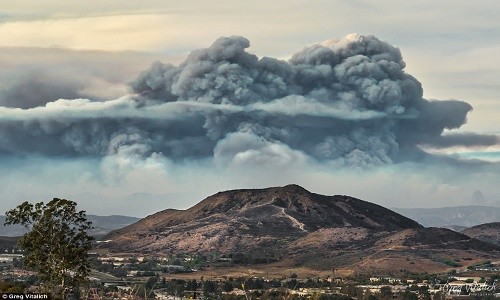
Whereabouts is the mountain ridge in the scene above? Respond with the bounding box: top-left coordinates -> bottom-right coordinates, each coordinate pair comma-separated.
100,185 -> 499,274
106,184 -> 422,241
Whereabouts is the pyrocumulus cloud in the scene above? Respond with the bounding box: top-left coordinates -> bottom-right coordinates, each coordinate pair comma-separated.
0,34 -> 498,169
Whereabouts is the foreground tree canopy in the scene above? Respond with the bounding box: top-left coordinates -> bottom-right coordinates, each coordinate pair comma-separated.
4,198 -> 94,298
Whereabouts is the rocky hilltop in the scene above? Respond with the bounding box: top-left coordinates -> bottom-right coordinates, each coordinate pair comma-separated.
104,185 -> 420,252
101,185 -> 499,274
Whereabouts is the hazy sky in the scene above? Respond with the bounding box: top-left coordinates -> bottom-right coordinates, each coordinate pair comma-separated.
0,1 -> 499,217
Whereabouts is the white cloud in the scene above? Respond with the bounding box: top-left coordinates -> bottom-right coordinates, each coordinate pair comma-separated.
214,131 -> 309,168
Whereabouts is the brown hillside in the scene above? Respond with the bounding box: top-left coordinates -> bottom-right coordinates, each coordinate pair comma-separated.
461,222 -> 500,246
104,185 -> 421,252
100,185 -> 499,274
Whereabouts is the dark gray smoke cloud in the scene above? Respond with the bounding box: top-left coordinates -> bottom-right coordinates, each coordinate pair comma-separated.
0,34 -> 498,168
0,70 -> 90,108
0,47 -> 158,108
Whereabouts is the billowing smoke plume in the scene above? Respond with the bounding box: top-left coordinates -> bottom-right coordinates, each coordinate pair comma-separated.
0,34 -> 497,168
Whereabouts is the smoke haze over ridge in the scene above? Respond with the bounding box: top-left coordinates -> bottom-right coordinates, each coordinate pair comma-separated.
1,33 -> 499,216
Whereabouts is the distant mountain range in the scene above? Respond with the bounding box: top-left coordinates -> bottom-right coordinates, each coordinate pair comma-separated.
392,206 -> 500,228
0,214 -> 140,237
2,203 -> 496,238
100,185 -> 499,275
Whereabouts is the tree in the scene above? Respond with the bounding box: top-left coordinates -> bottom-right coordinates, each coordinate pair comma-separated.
379,286 -> 392,299
186,279 -> 198,291
4,198 -> 94,299
223,281 -> 234,292
203,280 -> 217,296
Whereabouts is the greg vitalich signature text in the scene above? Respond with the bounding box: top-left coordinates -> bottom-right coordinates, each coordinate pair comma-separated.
1,294 -> 49,300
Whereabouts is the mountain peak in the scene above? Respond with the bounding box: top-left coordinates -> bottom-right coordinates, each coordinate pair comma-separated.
104,184 -> 422,248
282,184 -> 310,193
100,186 -> 499,274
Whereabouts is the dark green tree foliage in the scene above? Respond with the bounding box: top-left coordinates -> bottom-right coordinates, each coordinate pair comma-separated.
185,279 -> 198,291
223,281 -> 234,292
203,280 -> 217,295
4,198 -> 94,298
0,281 -> 26,293
379,286 -> 392,299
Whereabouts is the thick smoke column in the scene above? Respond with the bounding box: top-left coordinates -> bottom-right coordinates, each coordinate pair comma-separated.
0,34 -> 497,168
